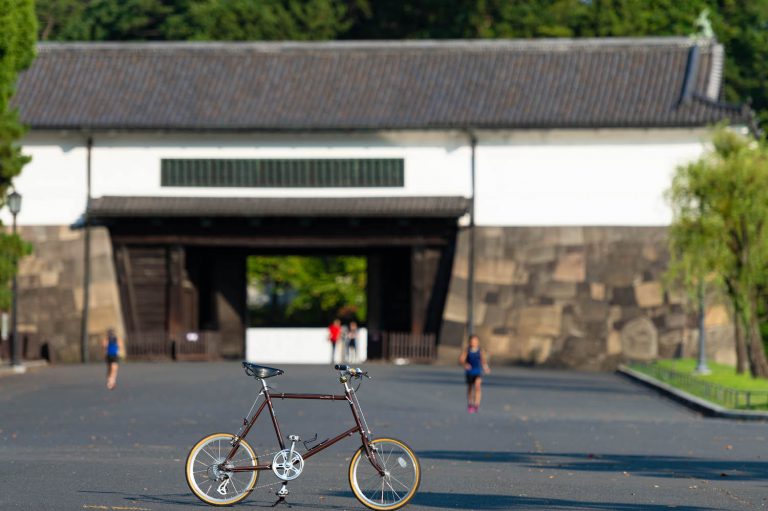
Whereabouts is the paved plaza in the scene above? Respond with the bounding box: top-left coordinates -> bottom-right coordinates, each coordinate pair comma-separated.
0,362 -> 766,510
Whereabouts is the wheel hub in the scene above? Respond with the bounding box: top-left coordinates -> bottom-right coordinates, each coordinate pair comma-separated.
206,459 -> 230,481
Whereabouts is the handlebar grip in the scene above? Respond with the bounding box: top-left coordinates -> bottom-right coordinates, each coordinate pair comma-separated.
334,364 -> 349,371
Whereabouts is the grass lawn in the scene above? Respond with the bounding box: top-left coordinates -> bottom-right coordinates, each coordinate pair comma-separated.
631,358 -> 768,410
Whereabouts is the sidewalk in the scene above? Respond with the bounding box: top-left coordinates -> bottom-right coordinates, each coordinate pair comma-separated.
0,359 -> 48,377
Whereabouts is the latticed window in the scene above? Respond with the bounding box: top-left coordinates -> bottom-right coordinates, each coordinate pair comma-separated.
161,159 -> 404,188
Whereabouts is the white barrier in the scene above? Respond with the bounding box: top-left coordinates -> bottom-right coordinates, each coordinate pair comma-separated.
245,327 -> 367,365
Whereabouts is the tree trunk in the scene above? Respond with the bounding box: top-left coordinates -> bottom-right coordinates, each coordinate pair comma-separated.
734,318 -> 749,374
727,284 -> 749,374
747,299 -> 768,378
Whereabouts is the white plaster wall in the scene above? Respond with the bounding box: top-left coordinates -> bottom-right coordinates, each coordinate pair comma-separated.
474,130 -> 709,226
15,128 -> 714,227
1,134 -> 87,226
246,327 -> 367,365
89,132 -> 471,200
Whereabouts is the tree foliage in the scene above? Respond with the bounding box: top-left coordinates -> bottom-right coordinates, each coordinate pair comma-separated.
36,0 -> 356,41
36,1 -> 768,125
668,127 -> 768,378
0,0 -> 36,311
247,255 -> 366,327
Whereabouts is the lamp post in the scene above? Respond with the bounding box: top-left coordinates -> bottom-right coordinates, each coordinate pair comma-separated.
694,279 -> 710,374
8,190 -> 21,367
8,190 -> 21,368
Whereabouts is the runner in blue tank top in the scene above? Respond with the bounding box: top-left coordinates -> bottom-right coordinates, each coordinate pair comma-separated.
459,334 -> 490,413
102,328 -> 124,390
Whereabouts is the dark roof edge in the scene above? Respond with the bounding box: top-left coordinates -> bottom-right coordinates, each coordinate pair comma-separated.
35,36 -> 715,53
23,120 -> 754,133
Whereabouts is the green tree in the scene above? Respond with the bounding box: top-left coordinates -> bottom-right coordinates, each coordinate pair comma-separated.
0,0 -> 35,310
37,0 -> 355,41
165,0 -> 352,41
248,255 -> 366,326
668,127 -> 768,378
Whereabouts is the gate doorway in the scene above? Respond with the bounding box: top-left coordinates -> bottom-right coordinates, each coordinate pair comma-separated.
91,196 -> 467,361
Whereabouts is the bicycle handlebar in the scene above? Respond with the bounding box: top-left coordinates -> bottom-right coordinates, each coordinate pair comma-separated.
335,364 -> 370,379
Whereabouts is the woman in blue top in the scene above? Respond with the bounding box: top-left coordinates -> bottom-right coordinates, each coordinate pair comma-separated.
102,328 -> 124,390
459,334 -> 490,413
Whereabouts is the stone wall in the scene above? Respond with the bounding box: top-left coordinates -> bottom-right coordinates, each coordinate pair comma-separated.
10,226 -> 124,363
439,226 -> 735,370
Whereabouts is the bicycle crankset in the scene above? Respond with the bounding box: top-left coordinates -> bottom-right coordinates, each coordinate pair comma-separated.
272,449 -> 304,481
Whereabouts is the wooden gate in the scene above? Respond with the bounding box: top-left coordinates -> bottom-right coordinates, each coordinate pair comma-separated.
125,330 -> 221,361
382,332 -> 436,363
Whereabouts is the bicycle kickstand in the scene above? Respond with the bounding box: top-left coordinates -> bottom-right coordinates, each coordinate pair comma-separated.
271,483 -> 290,507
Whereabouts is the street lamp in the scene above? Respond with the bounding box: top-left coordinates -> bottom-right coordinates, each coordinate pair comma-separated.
8,190 -> 21,368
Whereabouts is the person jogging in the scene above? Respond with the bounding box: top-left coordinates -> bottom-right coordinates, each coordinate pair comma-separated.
459,334 -> 490,413
102,328 -> 124,390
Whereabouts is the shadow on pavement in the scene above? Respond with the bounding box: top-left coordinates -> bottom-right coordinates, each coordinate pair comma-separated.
418,450 -> 763,481
397,372 -> 635,395
326,491 -> 721,510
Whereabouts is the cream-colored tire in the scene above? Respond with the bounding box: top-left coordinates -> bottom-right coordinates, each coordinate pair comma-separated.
349,438 -> 420,511
185,433 -> 258,506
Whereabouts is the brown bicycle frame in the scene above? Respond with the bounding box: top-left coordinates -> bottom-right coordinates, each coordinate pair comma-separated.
224,386 -> 384,475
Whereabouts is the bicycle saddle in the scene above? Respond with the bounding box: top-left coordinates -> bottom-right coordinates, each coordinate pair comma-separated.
242,361 -> 285,379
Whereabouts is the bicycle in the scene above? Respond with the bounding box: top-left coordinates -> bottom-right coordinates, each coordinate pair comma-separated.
185,362 -> 421,510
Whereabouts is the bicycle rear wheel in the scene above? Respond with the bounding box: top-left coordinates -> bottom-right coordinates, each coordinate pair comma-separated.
348,437 -> 420,511
185,433 -> 259,506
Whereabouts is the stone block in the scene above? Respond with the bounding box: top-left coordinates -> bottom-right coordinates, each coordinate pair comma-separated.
590,282 -> 605,301
582,300 -> 608,323
561,312 -> 585,338
476,258 -> 517,285
90,280 -> 119,308
473,301 -> 488,326
553,227 -> 584,246
58,225 -> 81,241
439,320 -> 465,348
537,281 -> 578,300
553,251 -> 586,283
642,245 -> 658,262
522,245 -> 556,264
483,305 -> 506,328
634,281 -> 663,308
704,304 -> 730,327
443,292 -> 467,323
612,287 -> 637,307
620,316 -> 658,361
606,330 -> 622,355
665,313 -> 688,329
528,335 -> 553,364
516,305 -> 562,337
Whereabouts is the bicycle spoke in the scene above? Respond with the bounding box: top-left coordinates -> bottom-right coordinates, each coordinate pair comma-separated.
201,447 -> 218,462
385,479 -> 402,501
389,473 -> 411,490
384,446 -> 394,467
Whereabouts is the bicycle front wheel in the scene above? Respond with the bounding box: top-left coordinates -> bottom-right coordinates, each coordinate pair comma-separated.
349,437 -> 420,511
185,433 -> 259,506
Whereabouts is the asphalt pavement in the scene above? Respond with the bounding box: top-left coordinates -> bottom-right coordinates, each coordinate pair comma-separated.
1,362 -> 766,510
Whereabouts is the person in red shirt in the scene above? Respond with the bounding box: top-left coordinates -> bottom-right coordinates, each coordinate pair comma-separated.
328,318 -> 342,364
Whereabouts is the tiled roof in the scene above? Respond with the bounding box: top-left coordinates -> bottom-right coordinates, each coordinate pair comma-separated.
87,196 -> 470,218
14,38 -> 749,131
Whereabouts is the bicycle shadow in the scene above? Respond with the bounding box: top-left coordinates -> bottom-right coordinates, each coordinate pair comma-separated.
325,490 -> 723,510
417,450 -> 766,481
78,489 -> 354,509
